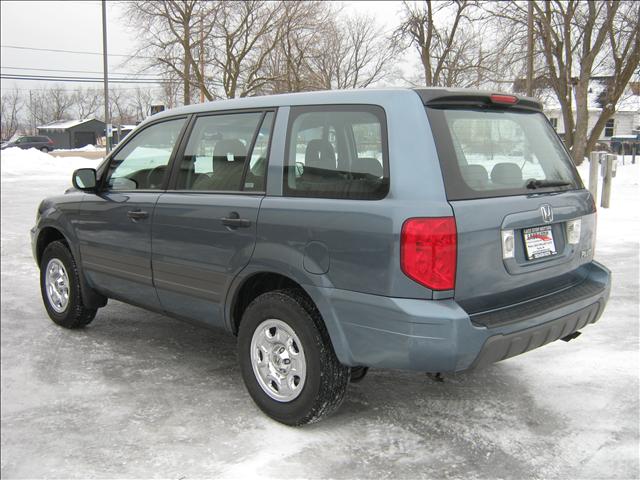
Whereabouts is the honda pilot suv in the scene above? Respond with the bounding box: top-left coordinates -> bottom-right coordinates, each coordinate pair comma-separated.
31,89 -> 611,425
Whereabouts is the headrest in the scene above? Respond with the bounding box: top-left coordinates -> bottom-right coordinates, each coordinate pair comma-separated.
491,163 -> 523,187
213,139 -> 246,163
352,157 -> 383,177
460,164 -> 489,189
305,139 -> 336,171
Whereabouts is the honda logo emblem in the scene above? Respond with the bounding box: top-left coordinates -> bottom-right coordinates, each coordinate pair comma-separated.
540,204 -> 553,223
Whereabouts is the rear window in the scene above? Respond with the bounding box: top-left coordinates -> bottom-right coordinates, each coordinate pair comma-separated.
426,107 -> 582,200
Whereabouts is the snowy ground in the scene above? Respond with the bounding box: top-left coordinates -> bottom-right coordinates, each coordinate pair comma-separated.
1,148 -> 638,479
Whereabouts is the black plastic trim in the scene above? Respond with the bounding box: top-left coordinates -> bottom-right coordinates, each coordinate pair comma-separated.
469,277 -> 606,328
414,88 -> 543,111
469,301 -> 604,370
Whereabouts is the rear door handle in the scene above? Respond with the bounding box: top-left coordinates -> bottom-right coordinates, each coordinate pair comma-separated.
127,209 -> 149,221
221,212 -> 251,229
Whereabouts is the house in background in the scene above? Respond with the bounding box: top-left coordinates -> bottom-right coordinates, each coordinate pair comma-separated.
37,118 -> 106,149
112,124 -> 137,146
541,78 -> 640,150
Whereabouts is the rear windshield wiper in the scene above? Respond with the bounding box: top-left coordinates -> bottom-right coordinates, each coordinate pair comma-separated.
526,179 -> 572,189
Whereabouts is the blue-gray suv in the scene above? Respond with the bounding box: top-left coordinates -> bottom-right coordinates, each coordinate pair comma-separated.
31,88 -> 611,425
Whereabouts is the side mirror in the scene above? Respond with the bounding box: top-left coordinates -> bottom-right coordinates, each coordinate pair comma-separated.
72,168 -> 97,190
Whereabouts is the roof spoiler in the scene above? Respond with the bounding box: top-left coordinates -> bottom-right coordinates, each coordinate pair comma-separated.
414,89 -> 543,112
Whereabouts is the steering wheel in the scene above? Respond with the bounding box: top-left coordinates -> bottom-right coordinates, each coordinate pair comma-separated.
145,165 -> 166,189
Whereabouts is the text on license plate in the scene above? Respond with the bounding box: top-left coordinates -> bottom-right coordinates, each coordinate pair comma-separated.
523,225 -> 557,260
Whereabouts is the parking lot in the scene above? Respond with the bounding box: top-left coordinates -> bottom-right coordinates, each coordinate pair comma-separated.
1,150 -> 638,479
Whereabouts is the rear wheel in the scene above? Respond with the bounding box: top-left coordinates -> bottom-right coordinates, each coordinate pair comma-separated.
40,241 -> 96,328
238,290 -> 350,426
40,147 -> 49,153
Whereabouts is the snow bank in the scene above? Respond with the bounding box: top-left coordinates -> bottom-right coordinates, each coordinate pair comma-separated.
56,144 -> 104,152
0,147 -> 102,181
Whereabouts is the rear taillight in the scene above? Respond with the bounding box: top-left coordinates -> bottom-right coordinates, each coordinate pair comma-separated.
48,139 -> 54,144
400,217 -> 457,291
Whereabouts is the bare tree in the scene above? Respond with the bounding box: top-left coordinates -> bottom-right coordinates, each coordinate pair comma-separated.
310,14 -> 398,90
263,1 -> 333,93
395,1 -> 483,87
125,0 -> 215,105
73,87 -> 103,119
201,1 -> 283,99
131,87 -> 154,122
109,90 -> 135,125
496,1 -> 640,164
27,90 -> 47,127
585,1 -> 640,155
0,89 -> 22,141
159,71 -> 182,109
47,86 -> 75,122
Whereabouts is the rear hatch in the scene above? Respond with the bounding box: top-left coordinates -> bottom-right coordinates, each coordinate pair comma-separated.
420,91 -> 597,315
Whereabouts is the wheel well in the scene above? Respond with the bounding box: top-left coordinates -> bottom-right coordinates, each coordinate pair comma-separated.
231,272 -> 313,335
36,227 -> 67,265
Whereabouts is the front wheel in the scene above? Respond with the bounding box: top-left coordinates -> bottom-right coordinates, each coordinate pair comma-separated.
238,290 -> 350,426
40,241 -> 96,328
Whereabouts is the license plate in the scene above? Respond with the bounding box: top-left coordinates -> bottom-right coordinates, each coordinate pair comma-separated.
523,225 -> 557,260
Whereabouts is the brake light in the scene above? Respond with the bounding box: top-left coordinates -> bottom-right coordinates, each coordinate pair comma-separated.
47,139 -> 54,144
401,217 -> 457,290
490,94 -> 518,105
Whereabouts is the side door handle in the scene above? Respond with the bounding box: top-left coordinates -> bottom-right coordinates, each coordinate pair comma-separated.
221,211 -> 251,229
127,209 -> 149,221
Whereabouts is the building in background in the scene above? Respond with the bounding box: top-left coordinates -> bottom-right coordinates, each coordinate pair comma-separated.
542,78 -> 640,151
37,118 -> 106,149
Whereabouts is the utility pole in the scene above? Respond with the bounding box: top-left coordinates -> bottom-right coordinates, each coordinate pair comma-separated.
29,90 -> 35,134
200,13 -> 205,103
102,0 -> 111,153
526,0 -> 534,97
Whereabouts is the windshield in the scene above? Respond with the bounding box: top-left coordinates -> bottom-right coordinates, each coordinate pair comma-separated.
426,107 -> 582,200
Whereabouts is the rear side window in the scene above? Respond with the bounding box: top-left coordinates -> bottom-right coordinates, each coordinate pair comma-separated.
427,108 -> 582,200
284,105 -> 388,200
175,111 -> 272,192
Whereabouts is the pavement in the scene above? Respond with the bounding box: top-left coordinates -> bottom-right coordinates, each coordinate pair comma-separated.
1,154 -> 638,479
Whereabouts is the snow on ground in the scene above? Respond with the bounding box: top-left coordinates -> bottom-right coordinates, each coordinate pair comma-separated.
54,144 -> 104,152
0,147 -> 102,180
1,148 -> 638,478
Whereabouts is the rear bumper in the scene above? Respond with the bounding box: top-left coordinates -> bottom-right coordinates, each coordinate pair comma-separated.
306,261 -> 611,372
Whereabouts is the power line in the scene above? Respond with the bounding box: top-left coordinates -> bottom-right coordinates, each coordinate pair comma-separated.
1,73 -> 178,84
0,85 -> 166,92
0,44 -> 154,59
2,65 -> 165,78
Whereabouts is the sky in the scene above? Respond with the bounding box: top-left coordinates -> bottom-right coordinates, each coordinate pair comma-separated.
0,0 -> 407,98
1,1 -> 138,92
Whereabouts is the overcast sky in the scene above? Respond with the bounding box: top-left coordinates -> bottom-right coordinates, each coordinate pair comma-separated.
0,0 -> 405,96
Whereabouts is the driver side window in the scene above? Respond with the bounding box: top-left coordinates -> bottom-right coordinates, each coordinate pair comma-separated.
105,118 -> 185,191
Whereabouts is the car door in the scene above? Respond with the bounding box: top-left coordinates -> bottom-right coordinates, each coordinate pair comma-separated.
75,117 -> 188,310
151,110 -> 275,327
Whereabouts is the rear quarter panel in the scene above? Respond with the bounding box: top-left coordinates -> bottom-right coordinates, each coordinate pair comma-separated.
251,90 -> 452,299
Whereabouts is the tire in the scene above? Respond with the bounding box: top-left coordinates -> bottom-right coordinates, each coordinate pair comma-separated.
238,289 -> 350,426
40,147 -> 49,153
40,241 -> 96,328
